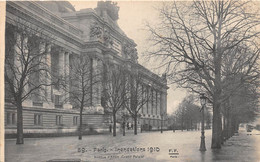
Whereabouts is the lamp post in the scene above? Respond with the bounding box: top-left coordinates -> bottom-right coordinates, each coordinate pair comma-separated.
199,93 -> 207,151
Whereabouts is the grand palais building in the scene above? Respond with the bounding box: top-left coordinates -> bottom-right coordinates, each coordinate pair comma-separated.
4,1 -> 168,137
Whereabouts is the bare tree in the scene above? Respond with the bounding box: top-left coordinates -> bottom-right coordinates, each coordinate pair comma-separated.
174,95 -> 201,131
124,70 -> 150,135
146,1 -> 260,148
5,21 -> 55,144
222,80 -> 259,141
61,55 -> 101,140
103,65 -> 128,137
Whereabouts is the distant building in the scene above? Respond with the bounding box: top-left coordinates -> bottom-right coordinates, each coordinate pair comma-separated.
5,1 -> 168,137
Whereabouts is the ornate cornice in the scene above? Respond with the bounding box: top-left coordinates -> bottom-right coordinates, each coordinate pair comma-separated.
6,1 -> 83,54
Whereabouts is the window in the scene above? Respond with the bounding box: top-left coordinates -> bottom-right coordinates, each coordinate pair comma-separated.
73,116 -> 79,125
6,112 -> 16,125
55,95 -> 62,108
34,114 -> 42,125
56,115 -> 62,125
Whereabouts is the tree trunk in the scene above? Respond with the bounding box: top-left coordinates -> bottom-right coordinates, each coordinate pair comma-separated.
134,116 -> 137,135
211,100 -> 222,149
113,112 -> 116,137
190,119 -> 192,130
123,121 -> 125,136
234,120 -> 239,133
79,106 -> 83,140
227,108 -> 231,139
221,115 -> 226,144
16,102 -> 24,144
181,117 -> 183,131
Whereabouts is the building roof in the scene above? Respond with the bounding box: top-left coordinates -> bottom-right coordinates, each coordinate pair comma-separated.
36,1 -> 75,13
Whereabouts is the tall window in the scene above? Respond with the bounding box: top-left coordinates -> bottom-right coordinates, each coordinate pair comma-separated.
34,114 -> 42,125
56,115 -> 62,125
6,112 -> 16,125
55,95 -> 62,108
73,116 -> 78,125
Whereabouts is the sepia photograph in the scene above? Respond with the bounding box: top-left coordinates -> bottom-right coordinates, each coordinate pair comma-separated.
1,0 -> 260,161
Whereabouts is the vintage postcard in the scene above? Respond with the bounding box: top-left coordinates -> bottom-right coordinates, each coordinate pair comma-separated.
1,1 -> 260,162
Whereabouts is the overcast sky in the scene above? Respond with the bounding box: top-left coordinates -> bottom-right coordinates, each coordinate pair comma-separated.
69,1 -> 188,114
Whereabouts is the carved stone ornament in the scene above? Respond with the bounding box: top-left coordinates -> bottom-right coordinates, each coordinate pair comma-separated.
103,29 -> 113,47
90,22 -> 103,39
123,43 -> 138,62
130,48 -> 138,62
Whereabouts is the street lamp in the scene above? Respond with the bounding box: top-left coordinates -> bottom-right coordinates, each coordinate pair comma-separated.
199,93 -> 207,151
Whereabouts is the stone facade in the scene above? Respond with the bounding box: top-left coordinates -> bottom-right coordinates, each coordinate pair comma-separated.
4,1 -> 168,136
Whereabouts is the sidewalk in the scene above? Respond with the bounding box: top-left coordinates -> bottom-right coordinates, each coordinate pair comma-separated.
5,129 -> 260,162
206,129 -> 260,162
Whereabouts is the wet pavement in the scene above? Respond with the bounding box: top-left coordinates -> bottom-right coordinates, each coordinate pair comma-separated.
5,128 -> 260,162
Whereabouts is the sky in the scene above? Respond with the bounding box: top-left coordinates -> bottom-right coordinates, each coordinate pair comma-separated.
69,1 -> 188,114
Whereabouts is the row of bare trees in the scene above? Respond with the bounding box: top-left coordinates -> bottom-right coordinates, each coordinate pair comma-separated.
146,0 -> 259,149
102,65 -> 151,137
169,95 -> 211,131
5,20 -> 152,144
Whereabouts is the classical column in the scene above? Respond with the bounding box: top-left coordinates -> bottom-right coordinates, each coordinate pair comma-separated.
97,59 -> 102,106
163,91 -> 167,115
14,33 -> 30,107
161,91 -> 167,116
92,58 -> 98,106
58,48 -> 65,105
92,58 -> 103,113
59,49 -> 65,78
150,88 -> 154,115
63,51 -> 72,109
146,85 -> 149,114
141,84 -> 145,114
153,89 -> 156,115
157,91 -> 161,116
64,52 -> 70,101
38,41 -> 46,101
148,86 -> 152,115
14,33 -> 28,93
45,44 -> 52,103
155,91 -> 158,115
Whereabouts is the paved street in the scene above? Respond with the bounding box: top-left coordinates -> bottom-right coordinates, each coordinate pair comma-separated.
5,129 -> 260,162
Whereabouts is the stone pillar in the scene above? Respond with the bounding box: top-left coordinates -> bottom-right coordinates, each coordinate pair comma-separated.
23,36 -> 29,96
92,58 -> 103,113
63,51 -> 72,109
38,41 -> 46,101
161,91 -> 167,117
155,91 -> 158,115
157,91 -> 161,116
146,85 -> 149,114
13,33 -> 24,91
13,33 -> 31,107
58,49 -> 65,105
42,43 -> 55,109
97,59 -> 102,106
150,87 -> 154,115
59,49 -> 65,78
92,58 -> 98,105
141,84 -> 145,114
45,44 -> 52,102
153,89 -> 156,115
148,86 -> 152,115
163,91 -> 167,115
